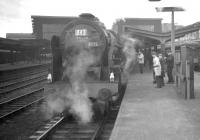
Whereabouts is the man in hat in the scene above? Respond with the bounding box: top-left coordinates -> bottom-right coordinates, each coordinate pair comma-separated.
166,50 -> 174,83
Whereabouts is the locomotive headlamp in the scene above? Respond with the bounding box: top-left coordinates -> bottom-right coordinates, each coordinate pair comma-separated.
47,73 -> 52,83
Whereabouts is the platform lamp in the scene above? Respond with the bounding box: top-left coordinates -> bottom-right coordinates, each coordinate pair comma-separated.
149,0 -> 161,1
155,7 -> 185,56
156,7 -> 184,85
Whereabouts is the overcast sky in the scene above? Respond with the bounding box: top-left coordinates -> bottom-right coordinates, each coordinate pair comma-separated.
0,0 -> 199,37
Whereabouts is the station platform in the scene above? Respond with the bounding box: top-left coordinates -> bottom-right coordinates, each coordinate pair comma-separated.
0,61 -> 50,71
110,72 -> 200,140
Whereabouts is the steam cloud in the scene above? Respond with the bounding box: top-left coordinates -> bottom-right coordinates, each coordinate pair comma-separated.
62,49 -> 95,123
121,35 -> 139,73
120,35 -> 140,83
44,35 -> 139,123
45,43 -> 99,124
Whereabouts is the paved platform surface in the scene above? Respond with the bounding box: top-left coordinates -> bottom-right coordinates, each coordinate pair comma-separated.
110,72 -> 200,140
0,61 -> 50,71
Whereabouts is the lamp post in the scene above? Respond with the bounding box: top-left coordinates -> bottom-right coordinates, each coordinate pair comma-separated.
149,0 -> 161,1
156,7 -> 184,85
156,7 -> 185,55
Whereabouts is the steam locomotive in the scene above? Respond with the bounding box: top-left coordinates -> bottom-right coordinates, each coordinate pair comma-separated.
50,13 -> 125,120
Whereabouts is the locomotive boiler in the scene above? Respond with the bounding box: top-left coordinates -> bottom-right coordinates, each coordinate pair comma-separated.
50,13 -> 123,101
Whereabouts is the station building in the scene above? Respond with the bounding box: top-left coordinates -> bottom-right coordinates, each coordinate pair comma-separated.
31,16 -> 77,40
3,14 -> 200,98
112,18 -> 163,53
31,16 -> 163,42
3,15 -> 200,69
112,18 -> 200,48
112,18 -> 162,34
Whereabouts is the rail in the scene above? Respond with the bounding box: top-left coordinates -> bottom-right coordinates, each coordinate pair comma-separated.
0,88 -> 44,121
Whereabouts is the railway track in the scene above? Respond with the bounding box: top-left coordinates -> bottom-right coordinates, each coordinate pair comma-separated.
0,70 -> 48,104
29,105 -> 120,140
29,87 -> 125,140
96,84 -> 126,140
96,104 -> 120,140
0,71 -> 47,89
0,74 -> 47,95
29,116 -> 104,140
0,88 -> 45,121
0,64 -> 49,84
0,67 -> 50,122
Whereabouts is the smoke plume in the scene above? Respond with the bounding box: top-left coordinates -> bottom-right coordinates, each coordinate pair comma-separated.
62,49 -> 96,123
44,43 -> 99,124
121,35 -> 139,73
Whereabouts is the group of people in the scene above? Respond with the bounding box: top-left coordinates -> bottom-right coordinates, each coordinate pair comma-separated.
152,50 -> 174,88
111,49 -> 174,87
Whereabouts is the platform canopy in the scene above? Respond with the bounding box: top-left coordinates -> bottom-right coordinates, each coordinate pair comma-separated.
124,21 -> 200,45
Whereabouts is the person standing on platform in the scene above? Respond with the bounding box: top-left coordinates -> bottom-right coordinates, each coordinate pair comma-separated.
152,52 -> 162,88
158,53 -> 165,86
166,50 -> 174,83
137,50 -> 144,74
148,51 -> 153,70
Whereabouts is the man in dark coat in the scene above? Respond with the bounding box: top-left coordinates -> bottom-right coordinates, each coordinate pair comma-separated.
166,50 -> 174,83
158,53 -> 165,86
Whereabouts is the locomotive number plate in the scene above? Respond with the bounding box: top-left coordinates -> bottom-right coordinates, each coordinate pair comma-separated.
88,42 -> 98,47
